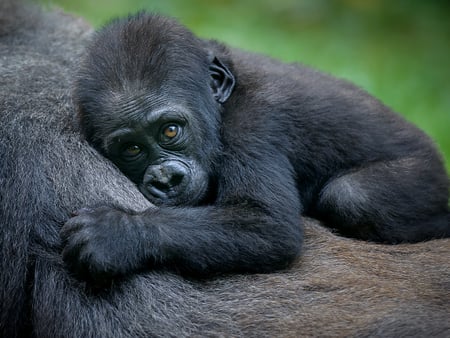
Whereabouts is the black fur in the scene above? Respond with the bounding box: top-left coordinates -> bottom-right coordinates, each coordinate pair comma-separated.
62,12 -> 450,281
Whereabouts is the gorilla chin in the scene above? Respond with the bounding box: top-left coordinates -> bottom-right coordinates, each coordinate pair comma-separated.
140,159 -> 209,206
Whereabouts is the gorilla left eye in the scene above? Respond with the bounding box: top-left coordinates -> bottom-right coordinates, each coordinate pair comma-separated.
161,124 -> 180,141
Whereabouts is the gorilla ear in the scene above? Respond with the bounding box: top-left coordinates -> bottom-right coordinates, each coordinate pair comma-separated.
209,57 -> 235,104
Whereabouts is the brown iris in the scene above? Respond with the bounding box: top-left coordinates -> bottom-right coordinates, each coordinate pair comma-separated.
163,125 -> 179,139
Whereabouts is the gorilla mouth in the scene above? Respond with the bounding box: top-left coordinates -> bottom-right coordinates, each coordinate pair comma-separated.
146,178 -> 187,201
147,185 -> 171,200
140,177 -> 189,205
150,173 -> 183,194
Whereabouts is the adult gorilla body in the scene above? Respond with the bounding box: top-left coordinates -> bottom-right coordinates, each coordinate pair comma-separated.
62,13 -> 450,280
1,2 -> 450,337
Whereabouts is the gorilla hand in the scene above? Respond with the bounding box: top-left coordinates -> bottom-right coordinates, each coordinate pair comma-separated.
61,207 -> 154,282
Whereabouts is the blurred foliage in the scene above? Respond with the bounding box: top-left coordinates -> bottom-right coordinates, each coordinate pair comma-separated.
43,0 -> 450,170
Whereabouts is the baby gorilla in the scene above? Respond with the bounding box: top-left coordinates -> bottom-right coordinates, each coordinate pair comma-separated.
62,13 -> 450,281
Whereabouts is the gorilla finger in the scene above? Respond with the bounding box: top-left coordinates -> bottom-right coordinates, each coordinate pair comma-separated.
72,207 -> 95,216
60,219 -> 84,240
62,233 -> 90,263
61,224 -> 91,250
63,247 -> 91,278
60,212 -> 99,237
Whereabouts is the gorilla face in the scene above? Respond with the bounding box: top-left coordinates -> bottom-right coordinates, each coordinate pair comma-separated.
85,51 -> 235,206
75,14 -> 236,207
102,104 -> 210,206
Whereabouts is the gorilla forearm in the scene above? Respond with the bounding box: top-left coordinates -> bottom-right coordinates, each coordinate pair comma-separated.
62,199 -> 302,279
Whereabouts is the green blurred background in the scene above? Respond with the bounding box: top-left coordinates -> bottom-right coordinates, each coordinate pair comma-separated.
44,0 -> 450,170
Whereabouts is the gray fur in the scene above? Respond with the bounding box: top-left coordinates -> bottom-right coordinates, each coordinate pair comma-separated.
1,1 -> 449,337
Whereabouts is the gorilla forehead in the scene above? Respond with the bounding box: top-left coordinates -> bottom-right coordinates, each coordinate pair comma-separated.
91,90 -> 201,144
103,100 -> 191,134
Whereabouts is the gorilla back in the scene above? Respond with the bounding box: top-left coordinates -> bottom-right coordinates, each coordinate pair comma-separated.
62,12 -> 450,281
1,2 -> 450,337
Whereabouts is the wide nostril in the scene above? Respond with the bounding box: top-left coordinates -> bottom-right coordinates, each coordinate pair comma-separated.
169,172 -> 184,187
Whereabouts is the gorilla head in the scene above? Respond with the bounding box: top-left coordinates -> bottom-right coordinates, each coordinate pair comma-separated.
76,14 -> 235,206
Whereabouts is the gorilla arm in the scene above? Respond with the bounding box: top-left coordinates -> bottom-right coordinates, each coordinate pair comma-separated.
61,149 -> 303,279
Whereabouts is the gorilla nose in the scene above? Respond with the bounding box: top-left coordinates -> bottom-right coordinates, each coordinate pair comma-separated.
143,161 -> 188,197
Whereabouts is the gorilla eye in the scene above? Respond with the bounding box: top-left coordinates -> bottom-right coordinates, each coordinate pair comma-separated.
123,144 -> 141,157
160,124 -> 181,145
163,125 -> 179,139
